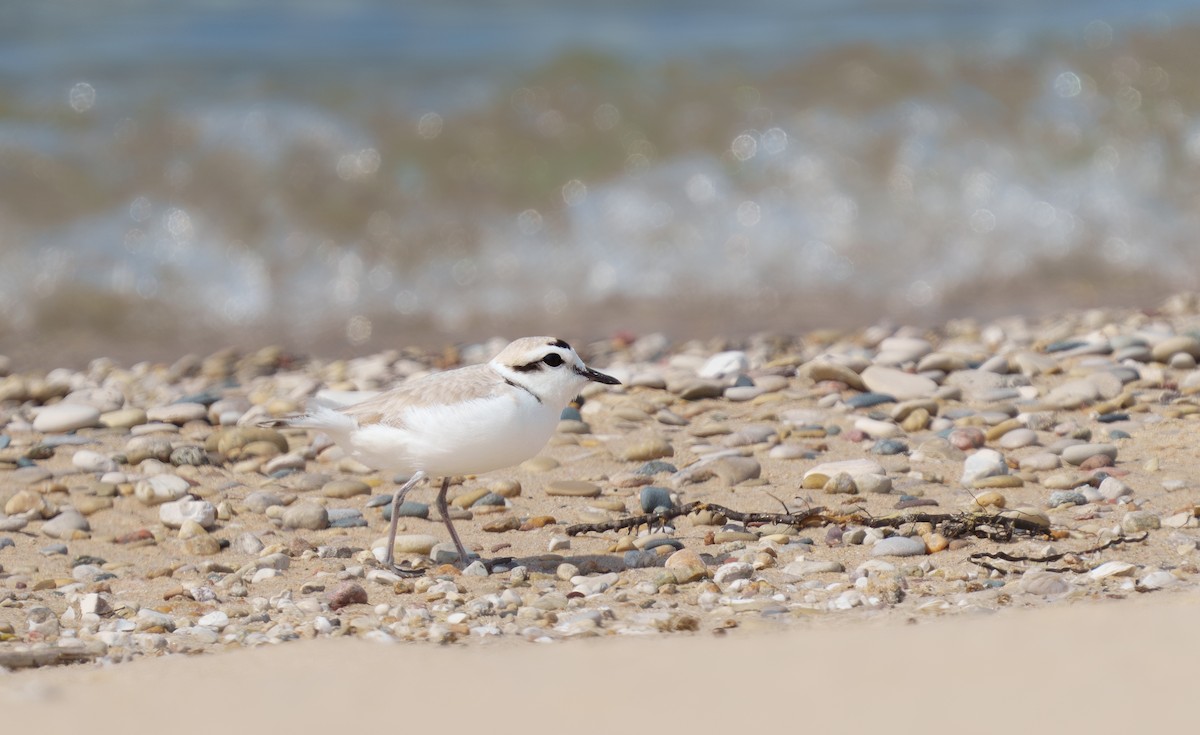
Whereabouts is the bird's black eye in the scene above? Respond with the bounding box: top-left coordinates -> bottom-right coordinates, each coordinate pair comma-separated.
542,353 -> 564,367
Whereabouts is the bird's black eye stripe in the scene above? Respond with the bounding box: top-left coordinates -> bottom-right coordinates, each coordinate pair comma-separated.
543,353 -> 564,367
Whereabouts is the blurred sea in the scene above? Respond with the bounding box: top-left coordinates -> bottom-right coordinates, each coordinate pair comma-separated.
3,0 -> 1200,364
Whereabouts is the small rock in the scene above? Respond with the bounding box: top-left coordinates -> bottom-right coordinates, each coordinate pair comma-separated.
711,456 -> 762,485
159,499 -> 217,530
282,504 -> 329,531
33,404 -> 101,433
713,561 -> 754,585
42,510 -> 90,539
870,536 -> 927,557
960,449 -> 1008,485
72,450 -> 117,474
1120,510 -> 1160,534
619,437 -> 674,462
664,548 -> 709,583
147,403 -> 209,425
860,366 -> 938,400
134,474 -> 190,506
1061,443 -> 1118,467
327,582 -> 369,610
1018,569 -> 1070,596
545,481 -> 601,498
640,486 -> 673,513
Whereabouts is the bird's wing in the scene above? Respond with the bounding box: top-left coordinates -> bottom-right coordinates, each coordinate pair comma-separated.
339,364 -> 508,429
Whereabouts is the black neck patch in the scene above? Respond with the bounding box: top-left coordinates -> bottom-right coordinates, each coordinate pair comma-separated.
503,376 -> 542,403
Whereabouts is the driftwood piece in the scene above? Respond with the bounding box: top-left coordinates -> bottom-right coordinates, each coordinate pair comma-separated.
968,532 -> 1150,574
565,501 -> 825,536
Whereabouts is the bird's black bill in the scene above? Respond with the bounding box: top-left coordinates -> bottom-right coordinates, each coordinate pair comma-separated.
579,366 -> 620,384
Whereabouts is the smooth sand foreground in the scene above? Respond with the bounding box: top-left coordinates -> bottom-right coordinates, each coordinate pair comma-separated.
3,594 -> 1195,734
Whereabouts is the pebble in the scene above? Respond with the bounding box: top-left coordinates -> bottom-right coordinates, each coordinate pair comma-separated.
381,534 -> 439,556
99,408 -> 147,429
1017,570 -> 1070,596
1047,490 -> 1087,507
282,504 -> 329,531
170,445 -> 208,466
782,560 -> 845,576
960,449 -> 1008,485
823,472 -> 858,495
711,456 -> 761,485
698,351 -> 749,379
1098,477 -> 1133,501
146,402 -> 208,425
870,536 -> 927,557
1120,510 -> 1160,534
803,459 -> 886,489
1061,443 -> 1118,466
318,479 -> 370,499
713,561 -> 754,585
72,449 -> 117,473
159,499 -> 217,529
998,428 -> 1038,449
383,501 -> 430,521
327,582 -> 369,610
42,509 -> 90,539
134,474 -> 190,506
860,365 -> 938,400
618,437 -> 674,462
640,486 -> 673,512
1019,452 -> 1060,471
545,480 -> 601,498
664,549 -> 708,583
32,404 -> 102,433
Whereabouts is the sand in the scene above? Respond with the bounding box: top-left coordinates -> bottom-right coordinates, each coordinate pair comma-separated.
4,593 -> 1196,733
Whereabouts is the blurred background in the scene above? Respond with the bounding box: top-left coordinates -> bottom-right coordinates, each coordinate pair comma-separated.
3,0 -> 1200,366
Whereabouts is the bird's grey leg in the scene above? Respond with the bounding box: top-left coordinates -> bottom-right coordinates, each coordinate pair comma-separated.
385,470 -> 427,568
434,476 -> 472,566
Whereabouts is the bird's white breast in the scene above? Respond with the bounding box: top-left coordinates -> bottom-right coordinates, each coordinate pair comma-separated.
347,388 -> 558,476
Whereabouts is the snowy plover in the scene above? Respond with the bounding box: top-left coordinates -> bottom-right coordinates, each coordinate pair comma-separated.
264,336 -> 620,568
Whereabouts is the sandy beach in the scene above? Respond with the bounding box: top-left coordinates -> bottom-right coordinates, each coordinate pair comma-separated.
5,594 -> 1198,733
3,300 -> 1200,732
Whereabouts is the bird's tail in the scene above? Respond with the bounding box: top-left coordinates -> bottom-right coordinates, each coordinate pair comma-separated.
257,401 -> 357,432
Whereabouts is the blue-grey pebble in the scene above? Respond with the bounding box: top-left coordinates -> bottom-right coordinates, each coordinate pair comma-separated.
733,374 -> 755,388
640,486 -> 673,513
0,537 -> 14,550
1044,340 -> 1087,353
269,468 -> 299,480
1047,490 -> 1087,507
327,509 -> 367,528
472,492 -> 506,507
845,392 -> 896,409
0,435 -> 9,450
870,536 -> 928,557
365,494 -> 391,508
636,461 -> 678,476
559,406 -> 583,422
871,439 -> 908,456
1096,413 -> 1129,424
177,392 -> 220,406
1106,429 -> 1131,440
825,425 -> 842,436
39,544 -> 69,556
381,501 -> 430,521
639,537 -> 683,552
622,549 -> 662,569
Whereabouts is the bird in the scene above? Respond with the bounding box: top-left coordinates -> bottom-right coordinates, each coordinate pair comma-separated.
262,336 -> 620,569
